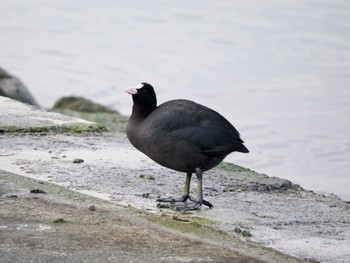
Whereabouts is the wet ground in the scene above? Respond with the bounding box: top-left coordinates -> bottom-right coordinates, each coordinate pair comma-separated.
1,133 -> 349,263
1,96 -> 349,262
1,170 -> 263,263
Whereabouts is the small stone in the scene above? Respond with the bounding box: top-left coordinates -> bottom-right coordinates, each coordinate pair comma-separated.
53,218 -> 66,223
6,194 -> 18,198
234,227 -> 252,237
234,227 -> 242,234
88,205 -> 96,211
139,174 -> 155,180
30,189 -> 47,194
142,193 -> 150,198
241,230 -> 252,237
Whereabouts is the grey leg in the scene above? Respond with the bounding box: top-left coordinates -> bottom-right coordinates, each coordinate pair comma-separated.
157,172 -> 192,203
195,168 -> 204,205
157,169 -> 213,211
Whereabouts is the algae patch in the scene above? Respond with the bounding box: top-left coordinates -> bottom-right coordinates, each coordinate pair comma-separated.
0,124 -> 107,135
136,208 -> 217,236
30,188 -> 47,194
53,218 -> 67,224
0,169 -> 109,205
73,158 -> 84,164
139,174 -> 155,180
218,162 -> 256,173
52,96 -> 114,113
234,227 -> 252,238
52,108 -> 128,133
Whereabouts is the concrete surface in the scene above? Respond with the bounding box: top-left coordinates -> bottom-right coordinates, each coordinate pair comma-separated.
0,169 -> 265,263
1,96 -> 349,263
0,96 -> 105,133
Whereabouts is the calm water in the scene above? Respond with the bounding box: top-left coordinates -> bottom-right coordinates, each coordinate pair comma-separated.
1,0 -> 349,200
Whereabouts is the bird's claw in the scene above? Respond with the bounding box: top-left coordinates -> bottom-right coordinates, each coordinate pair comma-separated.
156,195 -> 213,210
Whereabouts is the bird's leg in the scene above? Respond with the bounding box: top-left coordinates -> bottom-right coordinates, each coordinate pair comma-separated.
157,168 -> 213,211
181,168 -> 214,210
157,172 -> 192,204
182,172 -> 191,201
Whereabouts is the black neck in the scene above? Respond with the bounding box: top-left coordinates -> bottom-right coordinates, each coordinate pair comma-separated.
131,104 -> 156,120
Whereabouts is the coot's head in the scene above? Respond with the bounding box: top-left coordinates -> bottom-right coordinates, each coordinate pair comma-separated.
125,82 -> 157,111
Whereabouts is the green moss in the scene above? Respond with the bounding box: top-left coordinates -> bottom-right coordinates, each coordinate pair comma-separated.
242,230 -> 252,237
127,206 -> 219,237
53,96 -> 115,113
52,108 -> 128,133
139,174 -> 155,180
130,208 -> 300,262
0,169 -> 108,205
0,124 -> 107,135
190,216 -> 215,226
30,188 -> 47,194
146,213 -> 214,233
53,218 -> 66,223
234,227 -> 252,237
73,158 -> 84,164
218,162 -> 255,173
234,227 -> 242,234
60,124 -> 107,134
0,169 -> 301,262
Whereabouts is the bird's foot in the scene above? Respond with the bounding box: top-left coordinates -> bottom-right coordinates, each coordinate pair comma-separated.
156,195 -> 213,211
188,195 -> 213,209
157,201 -> 201,211
156,194 -> 189,203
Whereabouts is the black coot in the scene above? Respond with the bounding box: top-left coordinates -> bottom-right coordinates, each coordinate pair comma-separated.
125,83 -> 248,210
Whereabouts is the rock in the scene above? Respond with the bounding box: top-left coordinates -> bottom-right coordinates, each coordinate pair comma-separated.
0,67 -> 40,107
52,97 -> 128,133
73,158 -> 84,164
0,96 -> 105,134
53,96 -> 116,113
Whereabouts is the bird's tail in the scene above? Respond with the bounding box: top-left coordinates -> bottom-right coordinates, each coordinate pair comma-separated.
237,144 -> 249,153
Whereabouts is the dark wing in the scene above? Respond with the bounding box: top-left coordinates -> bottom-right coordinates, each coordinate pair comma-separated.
147,100 -> 248,155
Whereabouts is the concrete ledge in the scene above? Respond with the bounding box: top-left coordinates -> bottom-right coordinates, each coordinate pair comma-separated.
0,169 -> 268,263
0,96 -> 106,133
1,96 -> 349,263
